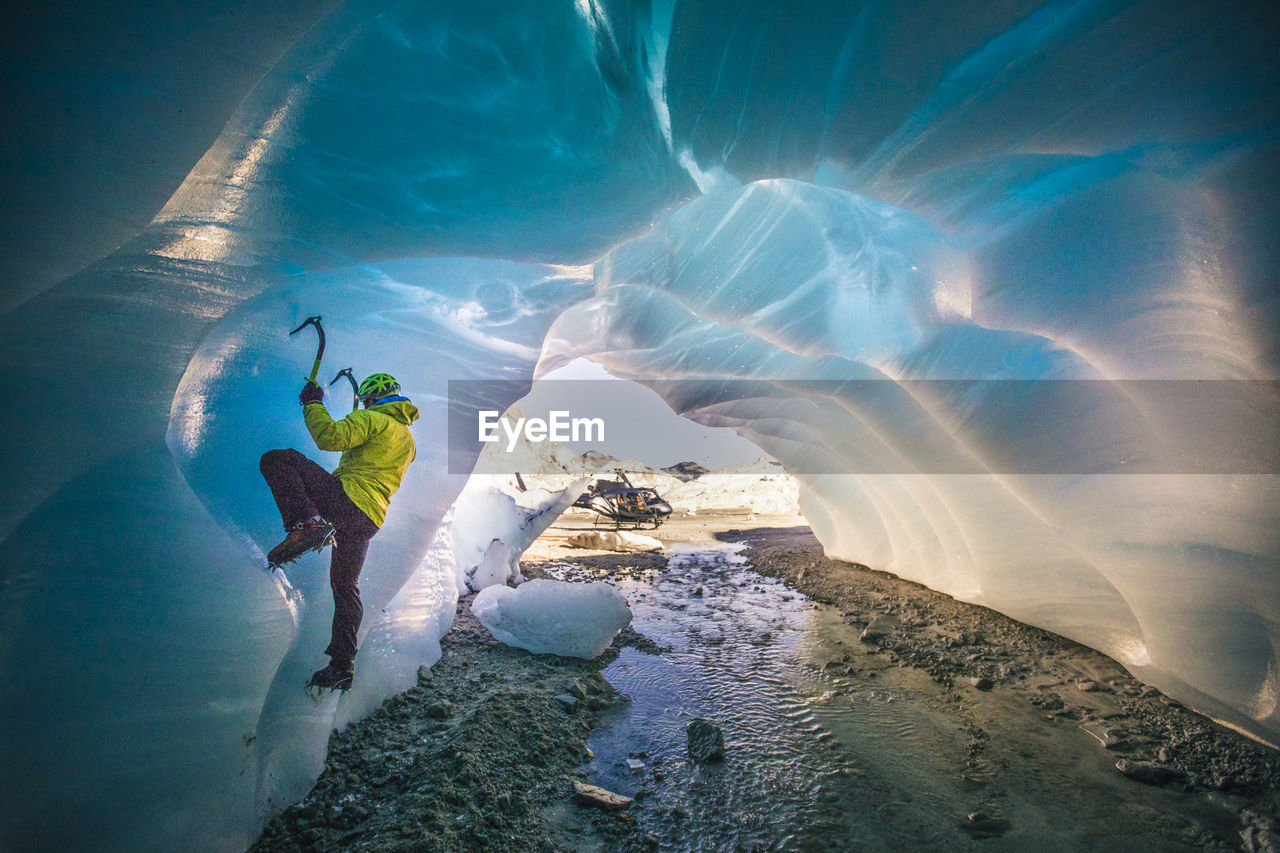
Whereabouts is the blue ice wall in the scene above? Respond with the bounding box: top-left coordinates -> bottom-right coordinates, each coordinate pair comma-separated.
1,1 -> 1277,849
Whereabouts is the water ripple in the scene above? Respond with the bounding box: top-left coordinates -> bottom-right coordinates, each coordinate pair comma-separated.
547,541 -> 964,851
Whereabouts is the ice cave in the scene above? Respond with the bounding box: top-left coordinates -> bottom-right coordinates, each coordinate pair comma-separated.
0,1 -> 1276,849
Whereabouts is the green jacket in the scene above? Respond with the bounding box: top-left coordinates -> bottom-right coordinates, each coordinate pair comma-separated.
303,398 -> 419,526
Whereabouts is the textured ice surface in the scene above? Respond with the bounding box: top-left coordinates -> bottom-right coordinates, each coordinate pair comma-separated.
0,1 -> 1277,849
449,478 -> 588,592
543,178 -> 1280,742
447,402 -> 593,591
162,259 -> 587,822
472,579 -> 633,659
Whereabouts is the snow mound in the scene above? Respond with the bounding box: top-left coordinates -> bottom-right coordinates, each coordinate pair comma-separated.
471,579 -> 632,659
567,530 -> 664,552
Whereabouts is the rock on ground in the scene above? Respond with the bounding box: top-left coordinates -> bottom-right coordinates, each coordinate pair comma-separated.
686,718 -> 726,763
1115,759 -> 1188,787
572,781 -> 632,811
859,612 -> 899,642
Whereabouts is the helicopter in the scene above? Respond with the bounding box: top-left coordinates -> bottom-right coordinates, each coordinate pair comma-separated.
572,469 -> 674,530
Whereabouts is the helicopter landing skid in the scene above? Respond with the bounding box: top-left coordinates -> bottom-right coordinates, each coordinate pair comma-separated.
591,512 -> 664,531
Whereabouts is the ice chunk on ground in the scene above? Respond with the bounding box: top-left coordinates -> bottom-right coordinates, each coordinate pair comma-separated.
450,478 -> 587,592
471,579 -> 632,659
470,539 -> 518,590
567,530 -> 664,552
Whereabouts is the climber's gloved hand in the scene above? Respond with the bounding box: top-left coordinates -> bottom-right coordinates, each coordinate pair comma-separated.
299,381 -> 324,405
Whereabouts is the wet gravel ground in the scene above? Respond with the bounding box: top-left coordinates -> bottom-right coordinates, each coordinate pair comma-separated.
728,524 -> 1280,851
251,600 -> 655,853
250,515 -> 1280,851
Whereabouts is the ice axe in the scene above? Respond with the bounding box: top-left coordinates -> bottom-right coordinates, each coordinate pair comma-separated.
330,367 -> 359,411
289,315 -> 325,385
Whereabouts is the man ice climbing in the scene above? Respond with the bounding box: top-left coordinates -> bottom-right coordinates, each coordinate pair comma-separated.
259,373 -> 419,691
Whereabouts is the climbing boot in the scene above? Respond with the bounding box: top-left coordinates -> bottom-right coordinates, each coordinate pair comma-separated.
267,518 -> 335,567
308,661 -> 354,692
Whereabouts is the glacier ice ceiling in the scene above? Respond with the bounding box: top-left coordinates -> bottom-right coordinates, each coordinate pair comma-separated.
1,0 -> 1277,848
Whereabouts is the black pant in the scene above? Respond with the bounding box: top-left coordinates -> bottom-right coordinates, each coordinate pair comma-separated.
259,449 -> 380,667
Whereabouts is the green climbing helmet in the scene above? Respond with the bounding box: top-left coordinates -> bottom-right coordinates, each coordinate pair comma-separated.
358,372 -> 400,406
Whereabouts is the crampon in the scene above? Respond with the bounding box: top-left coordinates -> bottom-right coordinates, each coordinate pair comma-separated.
306,661 -> 354,695
267,518 -> 336,568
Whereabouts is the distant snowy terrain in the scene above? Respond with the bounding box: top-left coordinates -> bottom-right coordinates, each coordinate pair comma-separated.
448,418 -> 801,594
466,413 -> 802,520
565,457 -> 802,518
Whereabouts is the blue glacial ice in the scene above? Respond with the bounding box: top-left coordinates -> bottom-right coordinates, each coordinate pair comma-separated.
0,0 -> 1277,849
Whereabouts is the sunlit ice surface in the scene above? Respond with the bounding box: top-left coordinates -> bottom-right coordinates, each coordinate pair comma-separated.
0,1 -> 1277,849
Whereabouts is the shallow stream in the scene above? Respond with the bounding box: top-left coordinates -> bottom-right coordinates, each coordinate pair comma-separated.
544,541 -> 1237,852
